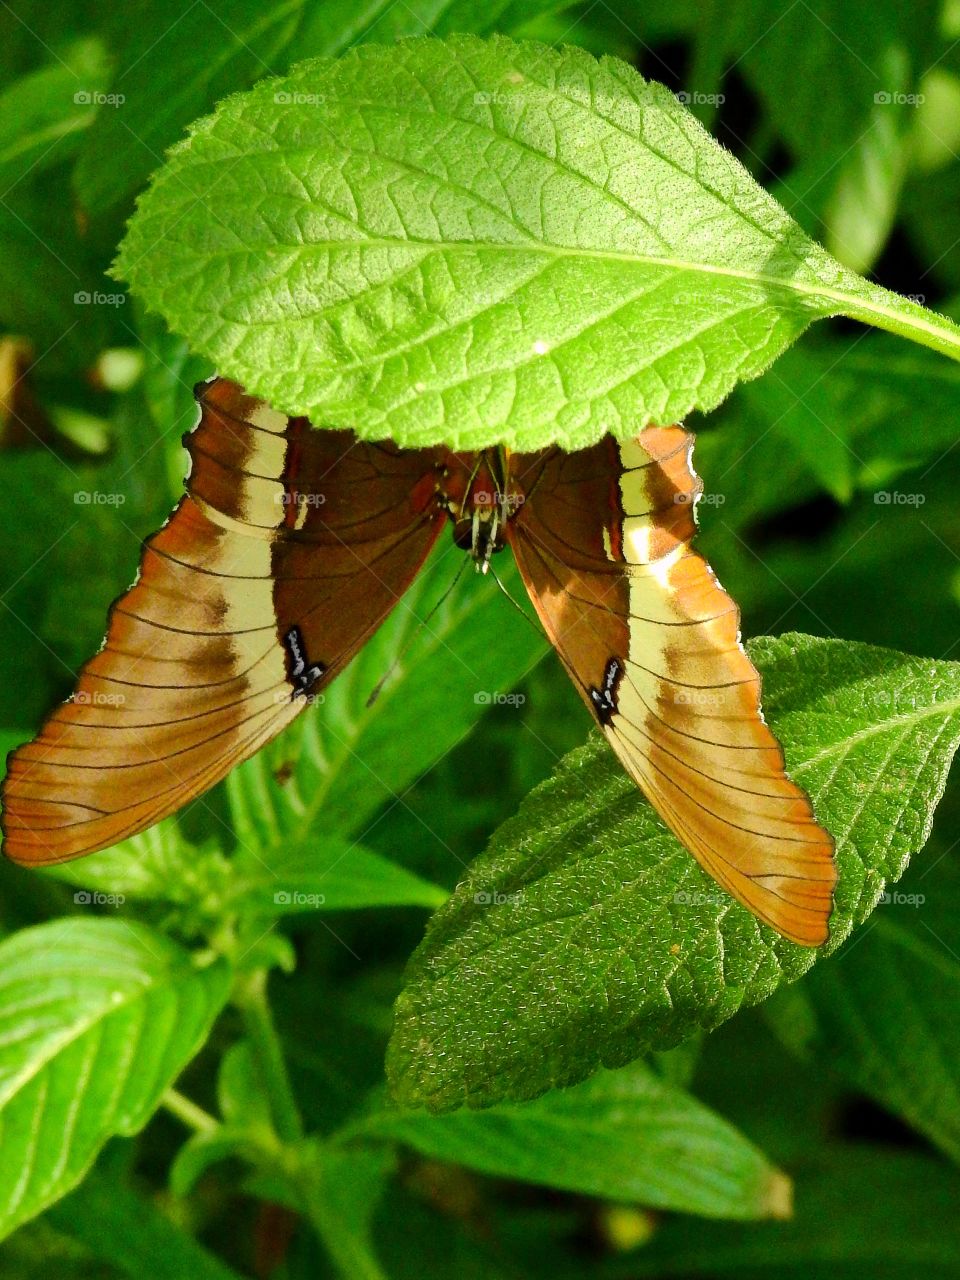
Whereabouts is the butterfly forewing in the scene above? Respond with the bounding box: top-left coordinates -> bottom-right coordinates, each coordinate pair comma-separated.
1,379 -> 443,864
507,430 -> 836,946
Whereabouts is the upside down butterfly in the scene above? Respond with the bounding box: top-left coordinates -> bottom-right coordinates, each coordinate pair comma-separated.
1,378 -> 835,945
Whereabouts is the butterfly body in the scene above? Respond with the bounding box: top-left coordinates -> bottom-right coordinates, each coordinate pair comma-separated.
1,379 -> 835,945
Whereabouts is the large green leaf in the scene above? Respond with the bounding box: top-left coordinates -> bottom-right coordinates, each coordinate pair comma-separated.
387,634 -> 960,1109
354,1060 -> 790,1219
115,36 -> 960,452
0,919 -> 230,1238
604,1148 -> 960,1279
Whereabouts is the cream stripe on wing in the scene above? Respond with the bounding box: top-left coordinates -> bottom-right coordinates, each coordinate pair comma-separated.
602,427 -> 835,944
1,381 -> 303,862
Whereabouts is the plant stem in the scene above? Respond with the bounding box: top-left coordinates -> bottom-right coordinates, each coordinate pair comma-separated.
234,968 -> 304,1144
162,1088 -> 218,1134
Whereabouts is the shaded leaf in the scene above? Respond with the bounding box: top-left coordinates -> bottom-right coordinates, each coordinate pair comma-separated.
302,1141 -> 394,1280
356,1060 -> 790,1219
47,1168 -> 244,1280
229,837 -> 447,915
766,909 -> 960,1164
605,1147 -> 960,1279
0,39 -> 111,188
74,0 -> 306,214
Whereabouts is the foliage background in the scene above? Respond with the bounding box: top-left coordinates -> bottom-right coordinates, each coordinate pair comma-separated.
2,0 -> 960,1276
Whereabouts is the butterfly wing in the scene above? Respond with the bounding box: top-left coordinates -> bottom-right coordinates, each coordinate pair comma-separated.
507,430 -> 835,946
2,378 -> 444,864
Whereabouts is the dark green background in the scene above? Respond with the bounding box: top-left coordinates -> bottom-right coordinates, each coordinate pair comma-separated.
2,1 -> 960,1276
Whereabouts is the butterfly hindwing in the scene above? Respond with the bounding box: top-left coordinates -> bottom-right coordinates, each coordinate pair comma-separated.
1,379 -> 444,864
508,430 -> 836,946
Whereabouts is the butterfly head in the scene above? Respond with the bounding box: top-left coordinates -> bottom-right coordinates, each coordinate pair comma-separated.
440,449 -> 520,574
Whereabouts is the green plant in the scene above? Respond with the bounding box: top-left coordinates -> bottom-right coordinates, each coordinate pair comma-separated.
3,5 -> 960,1277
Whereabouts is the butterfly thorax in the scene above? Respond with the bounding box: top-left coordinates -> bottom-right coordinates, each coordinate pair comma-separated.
438,447 -> 521,573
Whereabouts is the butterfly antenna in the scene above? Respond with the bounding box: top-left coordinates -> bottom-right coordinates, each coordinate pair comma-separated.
366,555 -> 472,707
487,563 -> 543,636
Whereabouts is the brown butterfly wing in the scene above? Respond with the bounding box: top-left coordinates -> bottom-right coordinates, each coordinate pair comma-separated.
507,430 -> 836,947
2,378 -> 444,864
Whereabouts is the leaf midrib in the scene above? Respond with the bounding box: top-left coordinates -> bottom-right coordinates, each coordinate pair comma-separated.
0,962 -> 187,1111
146,225 -> 959,354
793,694 -> 960,774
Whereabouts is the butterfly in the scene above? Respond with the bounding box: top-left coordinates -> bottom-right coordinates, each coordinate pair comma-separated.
1,377 -> 835,945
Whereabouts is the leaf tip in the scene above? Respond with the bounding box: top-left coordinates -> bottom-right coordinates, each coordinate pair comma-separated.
763,1168 -> 794,1220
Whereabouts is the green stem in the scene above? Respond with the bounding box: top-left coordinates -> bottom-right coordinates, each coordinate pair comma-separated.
234,968 -> 304,1144
162,1088 -> 218,1135
837,286 -> 960,361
